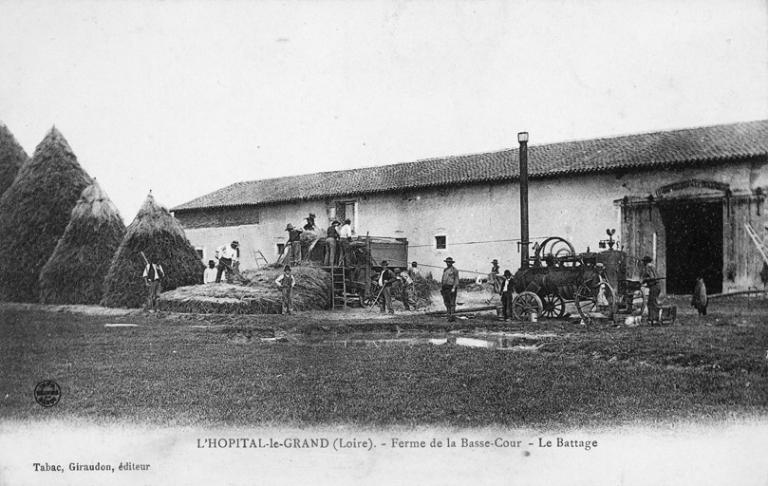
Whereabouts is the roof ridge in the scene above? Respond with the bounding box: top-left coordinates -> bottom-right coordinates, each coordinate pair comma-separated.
173,119 -> 768,211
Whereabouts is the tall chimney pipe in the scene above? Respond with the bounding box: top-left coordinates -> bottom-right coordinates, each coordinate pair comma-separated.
518,132 -> 529,269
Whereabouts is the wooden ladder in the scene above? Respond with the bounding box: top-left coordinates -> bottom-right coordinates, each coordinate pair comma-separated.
745,223 -> 768,265
253,250 -> 269,267
331,266 -> 348,310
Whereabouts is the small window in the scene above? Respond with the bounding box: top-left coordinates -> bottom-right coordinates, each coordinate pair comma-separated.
435,235 -> 447,250
195,248 -> 204,260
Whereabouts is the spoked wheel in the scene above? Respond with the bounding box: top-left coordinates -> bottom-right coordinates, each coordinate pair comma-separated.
575,282 -> 616,325
540,293 -> 565,319
512,291 -> 543,321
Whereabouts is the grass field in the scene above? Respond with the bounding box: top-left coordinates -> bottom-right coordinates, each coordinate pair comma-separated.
1,296 -> 767,428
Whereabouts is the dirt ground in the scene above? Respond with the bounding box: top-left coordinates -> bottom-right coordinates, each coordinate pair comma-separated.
1,294 -> 767,427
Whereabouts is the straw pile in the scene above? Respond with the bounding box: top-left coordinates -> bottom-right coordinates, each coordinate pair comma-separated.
38,181 -> 126,304
101,193 -> 205,308
0,127 -> 91,302
158,265 -> 331,314
0,122 -> 27,197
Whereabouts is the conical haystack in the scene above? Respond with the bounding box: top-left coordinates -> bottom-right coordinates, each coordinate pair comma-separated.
101,193 -> 205,308
39,180 -> 126,304
0,127 -> 91,302
0,122 -> 28,197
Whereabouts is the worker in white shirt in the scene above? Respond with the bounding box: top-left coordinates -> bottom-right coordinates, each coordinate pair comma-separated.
275,265 -> 297,315
142,258 -> 165,312
215,241 -> 239,283
337,218 -> 353,266
203,260 -> 217,284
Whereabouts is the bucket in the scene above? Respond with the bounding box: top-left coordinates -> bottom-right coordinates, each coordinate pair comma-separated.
529,312 -> 538,323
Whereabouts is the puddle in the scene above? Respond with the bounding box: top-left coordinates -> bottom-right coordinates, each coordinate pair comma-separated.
305,332 -> 554,351
103,323 -> 140,328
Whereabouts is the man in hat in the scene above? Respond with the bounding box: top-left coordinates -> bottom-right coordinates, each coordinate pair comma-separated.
303,213 -> 317,231
303,213 -> 322,261
489,259 -> 501,293
324,220 -> 340,266
499,269 -> 514,321
285,224 -> 303,266
378,261 -> 397,314
215,240 -> 239,283
641,255 -> 661,325
275,265 -> 296,315
441,257 -> 459,322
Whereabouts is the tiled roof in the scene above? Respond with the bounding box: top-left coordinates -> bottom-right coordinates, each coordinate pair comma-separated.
174,120 -> 768,211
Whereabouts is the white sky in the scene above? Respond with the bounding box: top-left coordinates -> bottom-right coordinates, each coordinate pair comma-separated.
1,0 -> 766,221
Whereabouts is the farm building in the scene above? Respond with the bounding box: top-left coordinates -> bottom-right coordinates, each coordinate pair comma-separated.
173,120 -> 768,295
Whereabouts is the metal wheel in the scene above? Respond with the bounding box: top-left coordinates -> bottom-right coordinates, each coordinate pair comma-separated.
540,293 -> 565,319
575,281 -> 616,325
512,291 -> 543,321
535,237 -> 576,263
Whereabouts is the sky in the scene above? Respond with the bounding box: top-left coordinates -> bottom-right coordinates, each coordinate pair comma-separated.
1,0 -> 766,221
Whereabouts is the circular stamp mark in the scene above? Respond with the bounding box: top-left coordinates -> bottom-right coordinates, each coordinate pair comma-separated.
34,380 -> 61,408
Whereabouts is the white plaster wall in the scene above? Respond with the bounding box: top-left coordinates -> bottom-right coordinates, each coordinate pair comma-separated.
179,160 -> 764,281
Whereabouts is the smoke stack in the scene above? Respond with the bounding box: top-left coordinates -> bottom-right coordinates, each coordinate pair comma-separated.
518,132 -> 529,269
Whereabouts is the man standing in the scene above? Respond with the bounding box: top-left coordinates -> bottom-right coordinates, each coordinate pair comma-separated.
396,267 -> 416,311
215,241 -> 239,283
203,260 -> 217,284
499,269 -> 513,321
142,257 -> 165,312
641,255 -> 661,325
378,260 -> 397,314
490,259 -> 501,293
275,265 -> 296,315
303,213 -> 321,261
337,218 -> 353,266
324,220 -> 340,266
441,257 -> 459,322
285,224 -> 303,266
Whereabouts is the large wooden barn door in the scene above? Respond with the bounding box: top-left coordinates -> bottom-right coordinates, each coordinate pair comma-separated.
619,202 -> 667,293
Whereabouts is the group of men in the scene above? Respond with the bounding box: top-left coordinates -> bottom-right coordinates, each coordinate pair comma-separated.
282,214 -> 354,267
374,260 -> 419,314
322,218 -> 353,266
203,240 -> 241,284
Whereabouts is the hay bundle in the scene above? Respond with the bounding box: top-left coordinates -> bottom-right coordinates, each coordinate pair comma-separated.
0,127 -> 91,302
38,181 -> 126,304
0,122 -> 28,197
158,265 -> 332,314
101,193 -> 205,308
158,284 -> 284,314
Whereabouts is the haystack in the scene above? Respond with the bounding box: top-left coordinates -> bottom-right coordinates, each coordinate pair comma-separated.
0,122 -> 28,197
101,193 -> 205,308
158,265 -> 331,314
39,181 -> 126,304
0,127 -> 91,302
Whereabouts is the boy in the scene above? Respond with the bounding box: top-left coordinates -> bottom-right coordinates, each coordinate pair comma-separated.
275,265 -> 296,315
